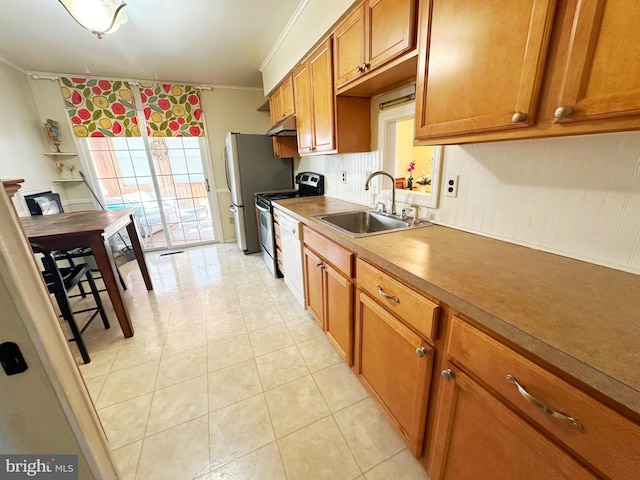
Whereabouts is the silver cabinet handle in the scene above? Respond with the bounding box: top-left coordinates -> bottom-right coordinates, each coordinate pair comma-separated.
506,375 -> 583,431
316,262 -> 324,269
511,111 -> 528,123
416,347 -> 426,358
554,105 -> 573,119
441,369 -> 455,381
376,285 -> 399,303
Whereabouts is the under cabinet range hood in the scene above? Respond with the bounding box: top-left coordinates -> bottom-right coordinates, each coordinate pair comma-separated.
266,115 -> 297,137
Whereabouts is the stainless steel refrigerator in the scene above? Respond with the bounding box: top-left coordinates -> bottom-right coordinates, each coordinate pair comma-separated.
224,132 -> 293,253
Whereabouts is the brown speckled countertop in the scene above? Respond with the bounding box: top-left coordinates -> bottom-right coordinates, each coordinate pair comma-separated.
274,196 -> 640,416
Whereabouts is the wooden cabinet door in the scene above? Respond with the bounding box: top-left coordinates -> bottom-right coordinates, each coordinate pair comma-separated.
354,291 -> 432,455
280,76 -> 295,119
303,246 -> 324,327
309,39 -> 336,153
430,365 -> 597,480
366,0 -> 416,71
269,89 -> 282,125
415,0 -> 556,139
323,263 -> 353,365
553,1 -> 640,123
293,62 -> 314,155
334,5 -> 365,89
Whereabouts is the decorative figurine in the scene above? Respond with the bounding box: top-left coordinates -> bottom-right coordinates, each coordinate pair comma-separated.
44,119 -> 62,152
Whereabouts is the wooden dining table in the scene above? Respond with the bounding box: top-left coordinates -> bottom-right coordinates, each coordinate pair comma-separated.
21,208 -> 153,338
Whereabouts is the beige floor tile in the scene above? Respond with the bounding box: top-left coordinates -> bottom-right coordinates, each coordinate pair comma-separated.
206,313 -> 247,343
98,394 -> 152,449
313,362 -> 369,412
334,397 -> 406,472
84,374 -> 107,402
243,305 -> 283,331
207,334 -> 254,372
240,292 -> 276,314
111,440 -> 142,480
110,337 -> 164,372
136,415 -> 210,480
146,375 -> 209,436
276,298 -> 307,320
156,345 -> 208,390
278,416 -> 361,480
208,359 -> 262,411
206,442 -> 286,480
249,323 -> 294,357
96,360 -> 159,408
297,335 -> 343,372
265,375 -> 331,438
285,315 -> 324,343
209,394 -> 275,470
255,345 -> 309,390
77,347 -> 119,380
364,449 -> 430,480
167,311 -> 207,332
163,323 -> 208,356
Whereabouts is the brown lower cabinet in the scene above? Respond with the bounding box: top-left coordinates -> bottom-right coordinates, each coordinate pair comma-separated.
354,290 -> 433,455
430,364 -> 597,480
302,226 -> 355,364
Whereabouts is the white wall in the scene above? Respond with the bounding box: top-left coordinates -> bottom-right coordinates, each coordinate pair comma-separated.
260,0 -> 356,94
0,61 -> 62,212
433,133 -> 640,273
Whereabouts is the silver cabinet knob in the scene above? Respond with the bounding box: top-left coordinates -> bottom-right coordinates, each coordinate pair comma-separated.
511,111 -> 528,123
416,347 -> 426,357
356,65 -> 364,73
554,105 -> 573,119
441,369 -> 455,382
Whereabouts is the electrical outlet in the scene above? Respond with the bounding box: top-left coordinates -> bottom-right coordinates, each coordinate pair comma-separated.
341,171 -> 347,184
445,174 -> 459,198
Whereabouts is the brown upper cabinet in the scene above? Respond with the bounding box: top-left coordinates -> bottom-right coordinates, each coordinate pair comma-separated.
294,39 -> 336,155
269,75 -> 295,125
552,1 -> 640,124
334,0 -> 418,91
415,0 -> 640,145
415,0 -> 557,140
294,38 -> 371,156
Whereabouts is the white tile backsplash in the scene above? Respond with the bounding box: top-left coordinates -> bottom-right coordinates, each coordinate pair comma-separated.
299,131 -> 640,274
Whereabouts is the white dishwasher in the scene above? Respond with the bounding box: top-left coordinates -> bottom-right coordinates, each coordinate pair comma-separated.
278,212 -> 305,307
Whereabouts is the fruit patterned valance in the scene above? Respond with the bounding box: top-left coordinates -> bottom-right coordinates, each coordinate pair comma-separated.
140,83 -> 205,137
59,77 -> 140,137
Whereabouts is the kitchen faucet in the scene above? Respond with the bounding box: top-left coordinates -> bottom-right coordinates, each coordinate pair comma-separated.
365,171 -> 396,215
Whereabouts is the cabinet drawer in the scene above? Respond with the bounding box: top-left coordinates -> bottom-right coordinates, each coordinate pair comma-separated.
448,316 -> 640,480
303,226 -> 354,278
273,208 -> 281,225
356,258 -> 439,341
274,223 -> 282,250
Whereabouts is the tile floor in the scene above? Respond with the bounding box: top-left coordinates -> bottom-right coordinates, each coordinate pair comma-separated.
72,244 -> 430,480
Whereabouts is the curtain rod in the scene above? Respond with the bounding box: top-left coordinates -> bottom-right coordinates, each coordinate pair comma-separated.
29,73 -> 214,91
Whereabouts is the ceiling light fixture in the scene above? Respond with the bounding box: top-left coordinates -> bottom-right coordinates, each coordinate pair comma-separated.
58,0 -> 128,39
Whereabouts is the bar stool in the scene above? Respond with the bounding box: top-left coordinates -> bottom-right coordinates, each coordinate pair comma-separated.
31,243 -> 110,364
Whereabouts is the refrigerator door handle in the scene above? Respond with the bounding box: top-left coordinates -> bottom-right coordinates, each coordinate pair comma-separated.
224,146 -> 231,192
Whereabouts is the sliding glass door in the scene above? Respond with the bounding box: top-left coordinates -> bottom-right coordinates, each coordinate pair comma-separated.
86,136 -> 216,249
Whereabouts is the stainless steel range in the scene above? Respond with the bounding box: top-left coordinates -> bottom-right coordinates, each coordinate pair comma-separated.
255,172 -> 324,278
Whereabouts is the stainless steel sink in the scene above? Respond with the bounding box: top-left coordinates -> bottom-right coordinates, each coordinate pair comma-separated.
314,210 -> 430,237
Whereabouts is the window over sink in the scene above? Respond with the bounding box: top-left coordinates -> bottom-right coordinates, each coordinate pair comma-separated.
378,99 -> 442,210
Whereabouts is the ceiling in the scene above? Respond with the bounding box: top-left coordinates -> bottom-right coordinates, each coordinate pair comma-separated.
0,0 -> 302,88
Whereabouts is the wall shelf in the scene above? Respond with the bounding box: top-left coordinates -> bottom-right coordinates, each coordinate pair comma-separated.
52,178 -> 83,183
44,152 -> 77,157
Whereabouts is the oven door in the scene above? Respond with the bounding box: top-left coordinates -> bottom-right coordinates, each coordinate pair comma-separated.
256,201 -> 279,277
